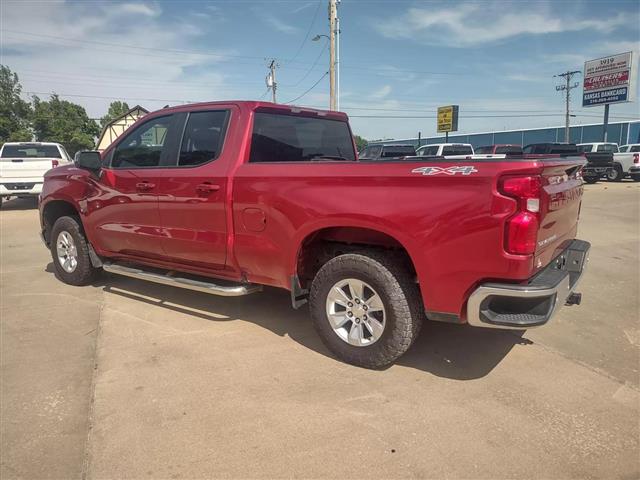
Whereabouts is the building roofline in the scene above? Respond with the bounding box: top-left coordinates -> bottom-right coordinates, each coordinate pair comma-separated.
371,120 -> 639,143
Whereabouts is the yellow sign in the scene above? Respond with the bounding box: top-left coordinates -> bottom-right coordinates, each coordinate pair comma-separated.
437,105 -> 459,133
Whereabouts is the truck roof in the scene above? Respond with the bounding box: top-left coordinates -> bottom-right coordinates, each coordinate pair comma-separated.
154,101 -> 349,121
1,142 -> 63,146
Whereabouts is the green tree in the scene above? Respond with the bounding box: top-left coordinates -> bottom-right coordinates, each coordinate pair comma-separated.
0,65 -> 32,142
100,100 -> 130,129
31,94 -> 100,155
353,134 -> 368,152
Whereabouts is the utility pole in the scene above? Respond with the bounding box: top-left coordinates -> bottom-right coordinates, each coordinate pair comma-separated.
329,0 -> 337,110
266,60 -> 278,103
554,70 -> 580,143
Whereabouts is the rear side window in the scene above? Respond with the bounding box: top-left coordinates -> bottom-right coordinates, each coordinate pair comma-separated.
577,145 -> 593,153
630,145 -> 640,152
249,112 -> 355,163
112,115 -> 172,168
179,110 -> 229,167
442,145 -> 473,156
1,145 -> 62,158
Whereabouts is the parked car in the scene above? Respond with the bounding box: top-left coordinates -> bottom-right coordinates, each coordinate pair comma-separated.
39,101 -> 590,368
359,144 -> 416,160
523,143 -> 613,184
416,143 -> 474,158
577,142 -> 639,181
0,142 -> 71,206
474,144 -> 523,156
618,144 -> 640,153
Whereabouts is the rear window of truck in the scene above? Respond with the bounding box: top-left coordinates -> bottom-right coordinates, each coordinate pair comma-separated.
249,112 -> 355,163
495,145 -> 523,154
442,145 -> 473,156
1,145 -> 61,158
381,146 -> 415,157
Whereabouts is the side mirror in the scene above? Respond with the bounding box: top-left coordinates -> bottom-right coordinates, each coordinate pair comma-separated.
74,150 -> 102,172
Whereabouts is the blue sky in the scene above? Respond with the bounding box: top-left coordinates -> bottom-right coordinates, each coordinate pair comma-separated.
1,0 -> 639,139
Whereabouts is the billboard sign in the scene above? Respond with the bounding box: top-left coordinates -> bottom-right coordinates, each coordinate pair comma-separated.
437,105 -> 459,133
582,51 -> 636,107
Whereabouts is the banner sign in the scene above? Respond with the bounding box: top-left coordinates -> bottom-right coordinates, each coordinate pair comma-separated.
582,52 -> 636,107
437,105 -> 459,133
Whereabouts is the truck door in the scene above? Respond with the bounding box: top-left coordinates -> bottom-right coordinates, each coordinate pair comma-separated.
157,109 -> 231,268
87,114 -> 179,258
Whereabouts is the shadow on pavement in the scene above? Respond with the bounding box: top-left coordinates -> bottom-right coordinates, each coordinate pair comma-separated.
1,196 -> 38,211
51,268 -> 531,380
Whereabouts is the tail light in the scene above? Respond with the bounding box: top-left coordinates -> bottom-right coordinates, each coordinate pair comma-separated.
52,159 -> 59,168
499,175 -> 541,255
633,153 -> 639,164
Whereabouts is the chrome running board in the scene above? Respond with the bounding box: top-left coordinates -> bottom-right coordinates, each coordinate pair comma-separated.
102,263 -> 262,297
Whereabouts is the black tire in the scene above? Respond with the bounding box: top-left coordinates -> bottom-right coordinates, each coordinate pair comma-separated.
631,174 -> 640,182
606,164 -> 623,182
309,251 -> 423,369
50,216 -> 99,286
583,177 -> 598,184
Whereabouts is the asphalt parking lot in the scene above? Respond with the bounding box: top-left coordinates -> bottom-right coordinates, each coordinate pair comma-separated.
1,181 -> 638,479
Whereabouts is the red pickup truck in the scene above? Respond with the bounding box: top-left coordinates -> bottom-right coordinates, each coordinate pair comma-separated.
38,101 -> 590,368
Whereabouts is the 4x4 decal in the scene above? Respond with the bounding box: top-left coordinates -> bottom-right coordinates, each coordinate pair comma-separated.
411,166 -> 478,176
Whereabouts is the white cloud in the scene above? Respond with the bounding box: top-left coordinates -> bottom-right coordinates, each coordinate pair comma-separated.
0,1 -> 245,118
375,2 -> 634,47
370,85 -> 392,99
260,12 -> 299,35
114,2 -> 162,17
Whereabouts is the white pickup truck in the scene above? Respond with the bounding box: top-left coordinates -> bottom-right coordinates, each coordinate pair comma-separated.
577,142 -> 639,182
416,143 -> 474,158
0,142 -> 72,206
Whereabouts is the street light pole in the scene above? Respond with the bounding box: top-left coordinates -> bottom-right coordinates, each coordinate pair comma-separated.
329,0 -> 337,110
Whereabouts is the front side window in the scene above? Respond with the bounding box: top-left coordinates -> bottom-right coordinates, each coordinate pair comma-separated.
418,146 -> 438,156
179,110 -> 229,167
249,112 -> 355,163
112,115 -> 172,168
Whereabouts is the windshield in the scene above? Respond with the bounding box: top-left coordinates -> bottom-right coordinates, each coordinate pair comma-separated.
1,144 -> 61,158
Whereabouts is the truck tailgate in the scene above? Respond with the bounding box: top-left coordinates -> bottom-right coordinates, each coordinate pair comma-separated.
535,161 -> 584,268
0,158 -> 56,180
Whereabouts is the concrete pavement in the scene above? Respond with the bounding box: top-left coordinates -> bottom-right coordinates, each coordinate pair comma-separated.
1,182 -> 638,479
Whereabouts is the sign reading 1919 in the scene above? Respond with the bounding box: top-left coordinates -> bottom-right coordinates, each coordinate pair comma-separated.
583,51 -> 636,107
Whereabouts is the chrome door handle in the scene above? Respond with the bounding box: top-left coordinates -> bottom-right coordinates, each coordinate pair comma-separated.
196,183 -> 220,194
136,181 -> 155,191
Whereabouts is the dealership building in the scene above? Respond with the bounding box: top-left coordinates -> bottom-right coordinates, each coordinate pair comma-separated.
367,120 -> 640,149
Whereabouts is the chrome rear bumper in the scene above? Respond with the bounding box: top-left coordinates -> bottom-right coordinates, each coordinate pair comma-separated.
467,239 -> 590,330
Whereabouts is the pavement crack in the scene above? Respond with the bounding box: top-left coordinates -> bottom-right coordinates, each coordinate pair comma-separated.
80,298 -> 105,480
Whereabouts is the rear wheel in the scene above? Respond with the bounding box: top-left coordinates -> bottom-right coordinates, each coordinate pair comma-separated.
50,216 -> 99,285
309,251 -> 423,369
606,164 -> 623,182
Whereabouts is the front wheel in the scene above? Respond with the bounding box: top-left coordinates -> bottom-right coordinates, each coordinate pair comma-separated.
309,251 -> 423,369
50,216 -> 100,286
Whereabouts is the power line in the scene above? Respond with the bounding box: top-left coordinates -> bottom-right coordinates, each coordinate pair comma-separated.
292,39 -> 328,86
286,0 -> 322,63
285,71 -> 329,104
554,70 -> 581,142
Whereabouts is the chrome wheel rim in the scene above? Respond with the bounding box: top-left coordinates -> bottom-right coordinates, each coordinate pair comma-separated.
56,231 -> 78,273
325,278 -> 386,347
607,169 -> 618,180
